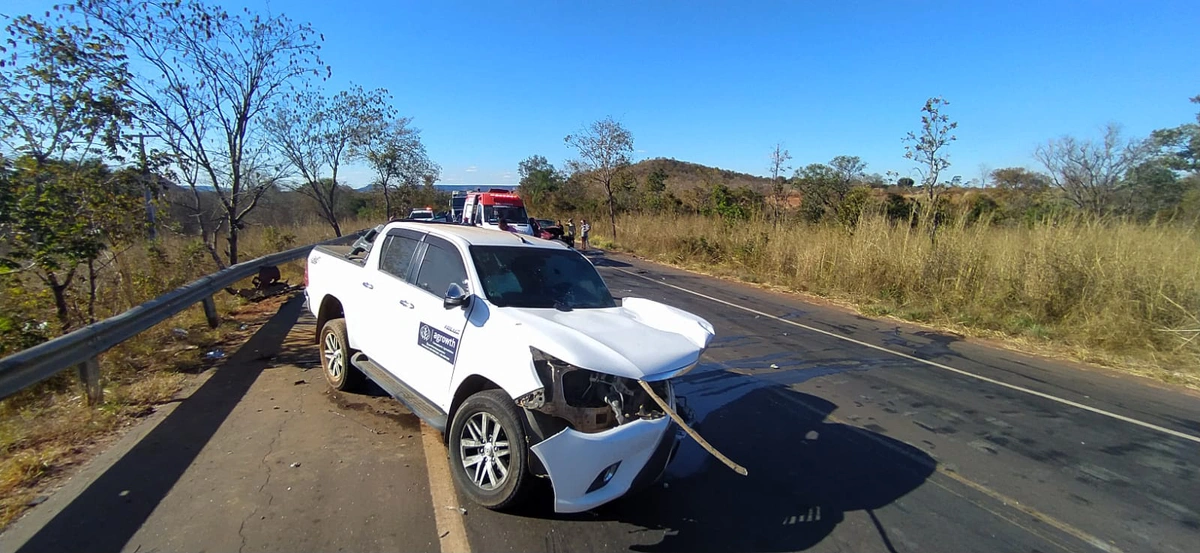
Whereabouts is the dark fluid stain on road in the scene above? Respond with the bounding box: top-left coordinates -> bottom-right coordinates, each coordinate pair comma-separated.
324,388 -> 422,429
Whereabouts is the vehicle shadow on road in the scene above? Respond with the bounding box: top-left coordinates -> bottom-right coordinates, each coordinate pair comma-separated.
13,296 -> 307,553
619,385 -> 933,552
515,363 -> 937,553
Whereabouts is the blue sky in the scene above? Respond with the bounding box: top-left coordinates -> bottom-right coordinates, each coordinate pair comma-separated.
8,1 -> 1200,185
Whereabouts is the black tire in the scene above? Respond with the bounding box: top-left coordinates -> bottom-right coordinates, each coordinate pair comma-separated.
449,390 -> 531,510
318,319 -> 363,391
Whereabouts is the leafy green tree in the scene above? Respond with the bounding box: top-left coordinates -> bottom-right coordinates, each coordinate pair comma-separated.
642,167 -> 669,212
565,117 -> 634,240
1124,159 -> 1185,219
0,12 -> 133,163
0,157 -> 140,330
517,155 -> 563,212
1151,95 -> 1200,174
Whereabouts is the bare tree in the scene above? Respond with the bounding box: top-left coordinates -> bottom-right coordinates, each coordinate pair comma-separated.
829,155 -> 866,191
76,0 -> 324,266
565,117 -> 634,240
767,143 -> 792,225
903,97 -> 958,214
1034,124 -> 1150,215
266,86 -> 393,236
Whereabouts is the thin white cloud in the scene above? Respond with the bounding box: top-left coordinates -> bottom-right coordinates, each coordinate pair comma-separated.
636,149 -> 646,153
465,165 -> 478,173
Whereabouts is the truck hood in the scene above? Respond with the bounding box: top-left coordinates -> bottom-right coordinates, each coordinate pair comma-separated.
501,297 -> 715,380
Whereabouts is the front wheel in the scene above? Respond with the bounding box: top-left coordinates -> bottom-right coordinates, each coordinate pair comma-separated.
449,390 -> 531,510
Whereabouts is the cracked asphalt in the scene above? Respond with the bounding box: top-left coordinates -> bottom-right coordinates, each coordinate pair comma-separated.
2,250 -> 1199,553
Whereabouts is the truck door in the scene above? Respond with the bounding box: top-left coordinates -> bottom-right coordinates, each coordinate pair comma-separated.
360,228 -> 423,372
400,235 -> 473,406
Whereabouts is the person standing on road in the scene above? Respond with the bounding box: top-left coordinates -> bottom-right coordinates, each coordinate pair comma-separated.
580,219 -> 591,251
566,219 -> 576,248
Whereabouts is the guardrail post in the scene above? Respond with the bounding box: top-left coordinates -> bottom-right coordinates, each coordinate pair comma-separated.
77,357 -> 103,405
202,295 -> 220,329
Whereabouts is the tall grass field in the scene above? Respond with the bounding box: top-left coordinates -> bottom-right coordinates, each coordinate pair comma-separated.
594,213 -> 1200,385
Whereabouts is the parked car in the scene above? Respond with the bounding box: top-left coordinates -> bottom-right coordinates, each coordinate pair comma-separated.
305,222 -> 715,512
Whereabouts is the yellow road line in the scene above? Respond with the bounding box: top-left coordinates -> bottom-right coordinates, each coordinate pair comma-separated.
421,422 -> 472,553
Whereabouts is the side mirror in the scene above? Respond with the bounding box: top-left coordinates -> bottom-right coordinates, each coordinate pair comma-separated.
444,283 -> 470,309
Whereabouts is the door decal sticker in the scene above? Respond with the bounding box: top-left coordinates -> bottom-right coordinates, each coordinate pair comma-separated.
418,322 -> 459,364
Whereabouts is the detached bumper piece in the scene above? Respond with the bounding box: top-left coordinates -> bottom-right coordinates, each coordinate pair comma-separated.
531,416 -> 671,513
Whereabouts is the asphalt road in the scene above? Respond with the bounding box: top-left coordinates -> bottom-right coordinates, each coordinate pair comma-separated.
3,250 -> 1198,553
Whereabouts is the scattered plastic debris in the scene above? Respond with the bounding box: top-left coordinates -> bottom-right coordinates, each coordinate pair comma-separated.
204,349 -> 226,360
27,495 -> 48,506
770,363 -> 780,369
172,328 -> 189,338
290,462 -> 301,468
239,324 -> 249,331
293,380 -> 307,386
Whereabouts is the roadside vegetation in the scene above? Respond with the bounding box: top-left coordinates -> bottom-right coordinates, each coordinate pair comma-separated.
527,98 -> 1200,385
597,212 -> 1200,386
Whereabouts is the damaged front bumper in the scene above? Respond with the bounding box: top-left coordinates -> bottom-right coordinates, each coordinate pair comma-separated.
522,348 -> 684,512
531,415 -> 677,513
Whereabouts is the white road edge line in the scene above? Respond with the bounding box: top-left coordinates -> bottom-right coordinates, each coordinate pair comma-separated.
615,267 -> 1200,446
421,422 -> 472,553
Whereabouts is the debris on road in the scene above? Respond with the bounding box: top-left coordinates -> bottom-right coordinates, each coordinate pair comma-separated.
204,349 -> 226,359
172,328 -> 189,338
290,462 -> 301,468
770,363 -> 780,369
293,379 -> 306,385
637,380 -> 748,476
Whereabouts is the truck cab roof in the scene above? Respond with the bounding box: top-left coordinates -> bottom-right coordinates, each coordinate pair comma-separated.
385,221 -> 569,251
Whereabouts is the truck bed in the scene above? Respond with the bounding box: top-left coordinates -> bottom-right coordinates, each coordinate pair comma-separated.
313,245 -> 366,267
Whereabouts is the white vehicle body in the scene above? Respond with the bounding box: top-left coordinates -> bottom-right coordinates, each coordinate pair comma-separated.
305,222 -> 714,512
408,208 -> 434,220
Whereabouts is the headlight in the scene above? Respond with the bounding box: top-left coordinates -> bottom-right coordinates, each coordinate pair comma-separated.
527,347 -> 671,433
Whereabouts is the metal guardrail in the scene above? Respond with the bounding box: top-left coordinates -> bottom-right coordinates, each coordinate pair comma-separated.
0,230 -> 367,403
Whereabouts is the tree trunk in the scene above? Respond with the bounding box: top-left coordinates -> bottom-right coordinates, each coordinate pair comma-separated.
383,185 -> 393,220
87,258 -> 98,324
46,270 -> 75,332
332,220 -> 342,237
607,197 -> 618,242
228,223 -> 240,265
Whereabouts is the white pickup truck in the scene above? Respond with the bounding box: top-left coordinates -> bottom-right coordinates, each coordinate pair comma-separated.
304,222 -> 715,512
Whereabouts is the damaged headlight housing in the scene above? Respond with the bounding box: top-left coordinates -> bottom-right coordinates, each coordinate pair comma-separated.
525,347 -> 671,433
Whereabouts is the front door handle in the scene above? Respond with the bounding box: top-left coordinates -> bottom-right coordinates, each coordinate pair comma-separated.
362,282 -> 374,290
399,299 -> 414,309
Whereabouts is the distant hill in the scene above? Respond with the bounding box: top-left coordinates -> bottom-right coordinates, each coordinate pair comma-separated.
623,158 -> 773,193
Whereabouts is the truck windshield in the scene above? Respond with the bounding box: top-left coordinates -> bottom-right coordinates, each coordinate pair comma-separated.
483,205 -> 528,224
470,246 -> 616,309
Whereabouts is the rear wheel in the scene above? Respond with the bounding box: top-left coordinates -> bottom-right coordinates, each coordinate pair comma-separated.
319,319 -> 363,391
449,390 -> 531,510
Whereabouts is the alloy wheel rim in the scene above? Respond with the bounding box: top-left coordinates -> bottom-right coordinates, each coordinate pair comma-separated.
459,412 -> 510,490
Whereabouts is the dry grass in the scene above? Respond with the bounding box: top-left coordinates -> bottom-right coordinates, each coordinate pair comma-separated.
595,213 -> 1200,386
0,217 -> 372,531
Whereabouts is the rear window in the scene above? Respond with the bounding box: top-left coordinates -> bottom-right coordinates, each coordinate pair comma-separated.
470,246 -> 616,309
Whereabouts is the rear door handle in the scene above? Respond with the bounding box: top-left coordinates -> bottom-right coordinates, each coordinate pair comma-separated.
399,299 -> 414,309
362,282 -> 374,290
